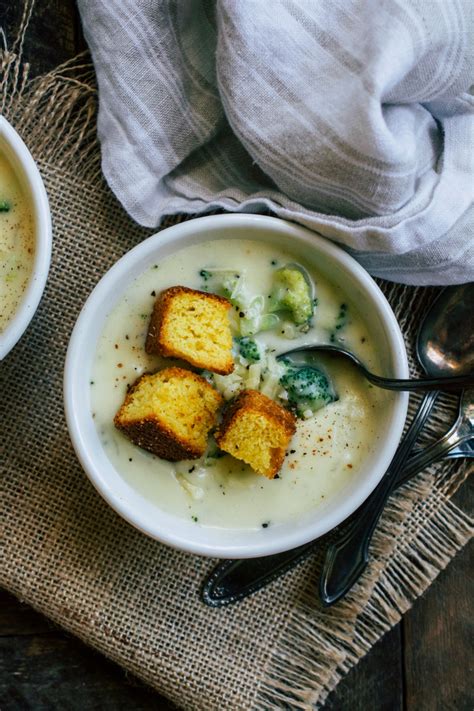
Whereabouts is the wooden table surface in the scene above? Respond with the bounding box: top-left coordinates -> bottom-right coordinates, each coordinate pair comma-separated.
1,2 -> 472,709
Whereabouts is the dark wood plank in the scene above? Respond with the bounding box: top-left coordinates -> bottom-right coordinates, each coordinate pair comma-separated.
324,624 -> 403,711
0,591 -> 54,637
0,0 -> 84,77
0,612 -> 177,711
403,481 -> 473,711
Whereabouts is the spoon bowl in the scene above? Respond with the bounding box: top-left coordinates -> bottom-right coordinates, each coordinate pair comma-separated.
417,284 -> 474,376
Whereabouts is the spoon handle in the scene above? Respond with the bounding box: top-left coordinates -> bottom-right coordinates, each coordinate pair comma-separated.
406,428 -> 472,473
404,435 -> 473,473
319,390 -> 438,606
364,372 -> 473,392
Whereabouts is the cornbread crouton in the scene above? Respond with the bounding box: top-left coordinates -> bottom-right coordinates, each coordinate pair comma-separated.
146,286 -> 234,375
215,389 -> 296,478
114,367 -> 223,461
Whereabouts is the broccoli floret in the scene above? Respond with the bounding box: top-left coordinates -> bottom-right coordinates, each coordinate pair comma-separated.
237,336 -> 261,362
0,200 -> 10,212
269,266 -> 314,325
280,365 -> 336,417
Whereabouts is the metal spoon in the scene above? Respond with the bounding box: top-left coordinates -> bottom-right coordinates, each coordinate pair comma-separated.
276,346 -> 473,393
201,285 -> 473,607
319,284 -> 473,605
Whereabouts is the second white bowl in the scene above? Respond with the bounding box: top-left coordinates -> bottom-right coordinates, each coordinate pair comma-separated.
0,117 -> 52,360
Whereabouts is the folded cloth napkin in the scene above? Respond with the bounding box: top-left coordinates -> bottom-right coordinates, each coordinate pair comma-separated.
78,0 -> 474,285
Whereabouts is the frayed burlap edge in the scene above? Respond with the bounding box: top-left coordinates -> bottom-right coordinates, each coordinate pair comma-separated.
255,468 -> 472,710
1,16 -> 472,710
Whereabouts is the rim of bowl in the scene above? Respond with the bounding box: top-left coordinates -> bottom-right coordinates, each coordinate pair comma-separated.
64,214 -> 409,558
0,117 -> 52,360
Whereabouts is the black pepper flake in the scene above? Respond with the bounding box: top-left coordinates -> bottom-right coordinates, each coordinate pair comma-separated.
129,458 -> 133,462
151,290 -> 156,297
188,466 -> 195,473
290,449 -> 296,454
239,312 -> 245,318
262,522 -> 270,528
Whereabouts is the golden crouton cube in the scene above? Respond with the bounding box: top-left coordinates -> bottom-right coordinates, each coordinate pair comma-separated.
114,367 -> 223,461
146,286 -> 234,375
215,390 -> 296,478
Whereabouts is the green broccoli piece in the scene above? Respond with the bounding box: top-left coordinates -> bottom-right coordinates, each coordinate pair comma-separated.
280,365 -> 336,417
237,336 -> 261,363
0,200 -> 11,212
269,266 -> 314,325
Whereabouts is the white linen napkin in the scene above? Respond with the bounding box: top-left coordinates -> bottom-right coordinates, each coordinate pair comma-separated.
78,0 -> 474,284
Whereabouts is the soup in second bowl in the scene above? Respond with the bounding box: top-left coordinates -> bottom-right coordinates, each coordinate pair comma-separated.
0,152 -> 35,333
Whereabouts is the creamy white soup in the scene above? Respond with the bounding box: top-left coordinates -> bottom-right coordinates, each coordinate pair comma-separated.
91,239 -> 393,530
0,153 -> 35,332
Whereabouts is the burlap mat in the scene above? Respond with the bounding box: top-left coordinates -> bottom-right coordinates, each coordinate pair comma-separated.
1,42 -> 472,710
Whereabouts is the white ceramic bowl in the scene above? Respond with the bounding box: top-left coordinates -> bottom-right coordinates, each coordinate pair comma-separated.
0,117 -> 52,360
64,214 -> 408,558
